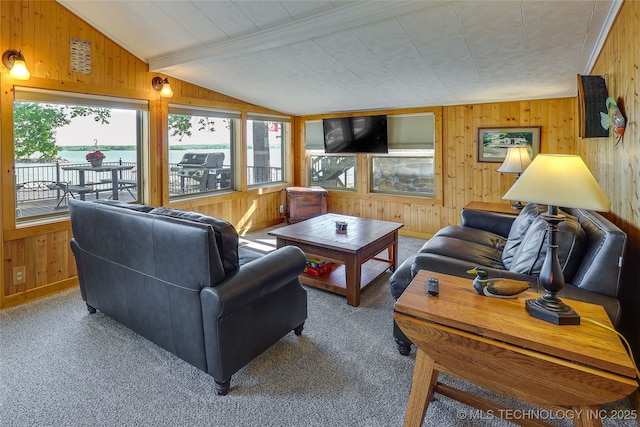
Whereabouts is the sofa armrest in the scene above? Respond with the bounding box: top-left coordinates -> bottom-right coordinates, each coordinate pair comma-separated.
200,246 -> 306,316
461,209 -> 516,238
410,253 -> 539,288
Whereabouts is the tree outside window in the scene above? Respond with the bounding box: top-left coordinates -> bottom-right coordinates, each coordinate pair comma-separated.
246,117 -> 287,186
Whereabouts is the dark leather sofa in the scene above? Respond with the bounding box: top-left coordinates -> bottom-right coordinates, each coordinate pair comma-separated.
390,203 -> 627,355
69,199 -> 308,395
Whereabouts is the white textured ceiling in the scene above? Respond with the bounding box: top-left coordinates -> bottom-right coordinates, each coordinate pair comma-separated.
56,0 -> 621,115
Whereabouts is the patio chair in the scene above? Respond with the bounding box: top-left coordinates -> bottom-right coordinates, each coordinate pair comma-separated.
49,181 -> 74,208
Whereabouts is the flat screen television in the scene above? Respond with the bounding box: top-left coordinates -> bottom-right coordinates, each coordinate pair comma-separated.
323,115 -> 388,153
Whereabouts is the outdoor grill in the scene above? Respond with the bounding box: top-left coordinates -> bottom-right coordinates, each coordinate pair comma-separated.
175,152 -> 228,191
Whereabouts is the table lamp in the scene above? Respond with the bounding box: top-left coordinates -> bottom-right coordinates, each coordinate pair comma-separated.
502,154 -> 610,325
497,146 -> 532,209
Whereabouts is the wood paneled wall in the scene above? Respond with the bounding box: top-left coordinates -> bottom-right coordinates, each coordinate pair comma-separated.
296,98 -> 577,237
0,0 -> 289,308
581,0 -> 640,361
441,99 -> 577,225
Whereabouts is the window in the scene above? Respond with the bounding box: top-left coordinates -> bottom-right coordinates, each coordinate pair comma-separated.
13,88 -> 147,221
305,113 -> 435,196
168,105 -> 239,198
371,113 -> 435,197
310,155 -> 357,189
306,120 -> 356,189
371,156 -> 433,195
246,113 -> 288,186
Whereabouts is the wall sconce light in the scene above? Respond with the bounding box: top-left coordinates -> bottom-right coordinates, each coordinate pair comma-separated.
152,76 -> 173,98
2,49 -> 31,80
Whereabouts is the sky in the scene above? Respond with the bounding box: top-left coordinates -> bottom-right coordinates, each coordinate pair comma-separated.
55,109 -> 233,147
56,110 -> 137,147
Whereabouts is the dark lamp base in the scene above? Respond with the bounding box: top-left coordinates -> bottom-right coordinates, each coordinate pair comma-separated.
525,298 -> 580,325
511,201 -> 525,210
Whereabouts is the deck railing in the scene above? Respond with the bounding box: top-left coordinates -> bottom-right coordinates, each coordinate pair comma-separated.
247,166 -> 282,186
168,164 -> 282,196
15,162 -> 283,218
15,161 -> 137,219
15,161 -> 137,187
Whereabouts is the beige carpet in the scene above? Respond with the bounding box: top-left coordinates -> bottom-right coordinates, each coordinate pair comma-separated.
0,229 -> 635,427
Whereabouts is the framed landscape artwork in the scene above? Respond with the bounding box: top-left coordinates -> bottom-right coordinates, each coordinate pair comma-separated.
477,126 -> 540,162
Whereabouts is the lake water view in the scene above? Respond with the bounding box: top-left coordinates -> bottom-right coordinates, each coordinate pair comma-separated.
57,150 -> 232,165
17,148 -> 283,167
15,148 -> 284,184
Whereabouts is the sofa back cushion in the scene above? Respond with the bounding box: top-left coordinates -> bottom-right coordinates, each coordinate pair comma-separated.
501,203 -> 545,269
508,211 -> 586,280
149,207 -> 240,276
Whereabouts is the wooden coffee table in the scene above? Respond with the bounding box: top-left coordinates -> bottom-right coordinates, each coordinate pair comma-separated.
269,213 -> 403,306
394,270 -> 637,427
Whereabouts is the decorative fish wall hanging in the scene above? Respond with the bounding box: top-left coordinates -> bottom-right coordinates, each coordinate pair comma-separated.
600,97 -> 626,145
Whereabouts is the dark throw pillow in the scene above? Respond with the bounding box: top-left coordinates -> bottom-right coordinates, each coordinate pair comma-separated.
508,210 -> 586,281
501,203 -> 545,269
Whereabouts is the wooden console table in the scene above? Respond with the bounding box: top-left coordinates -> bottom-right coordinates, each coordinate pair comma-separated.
394,270 -> 637,427
463,201 -> 522,215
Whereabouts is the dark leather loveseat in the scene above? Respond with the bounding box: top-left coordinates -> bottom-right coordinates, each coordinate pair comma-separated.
69,199 -> 308,395
390,203 -> 627,355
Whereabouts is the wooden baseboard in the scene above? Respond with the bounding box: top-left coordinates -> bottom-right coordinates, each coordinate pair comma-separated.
237,218 -> 284,235
1,278 -> 79,309
399,229 -> 431,240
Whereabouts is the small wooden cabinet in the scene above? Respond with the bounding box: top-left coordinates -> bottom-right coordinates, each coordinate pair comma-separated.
285,187 -> 327,223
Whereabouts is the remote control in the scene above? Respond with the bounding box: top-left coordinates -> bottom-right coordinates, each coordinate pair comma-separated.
426,277 -> 439,296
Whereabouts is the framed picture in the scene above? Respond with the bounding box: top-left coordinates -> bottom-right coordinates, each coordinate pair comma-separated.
477,126 -> 540,162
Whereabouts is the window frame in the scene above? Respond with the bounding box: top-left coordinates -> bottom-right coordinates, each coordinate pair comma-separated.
167,104 -> 240,199
12,87 -> 148,223
369,153 -> 435,197
246,113 -> 290,188
309,153 -> 357,190
369,112 -> 436,197
304,110 -> 442,203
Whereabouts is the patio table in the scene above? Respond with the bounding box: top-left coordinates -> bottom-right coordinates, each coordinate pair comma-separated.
62,164 -> 134,201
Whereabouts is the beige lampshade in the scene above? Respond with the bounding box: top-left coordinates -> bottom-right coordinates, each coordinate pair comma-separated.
496,146 -> 532,173
502,154 -> 610,211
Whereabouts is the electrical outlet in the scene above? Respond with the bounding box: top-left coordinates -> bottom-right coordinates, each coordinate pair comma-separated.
279,204 -> 284,214
13,266 -> 26,285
